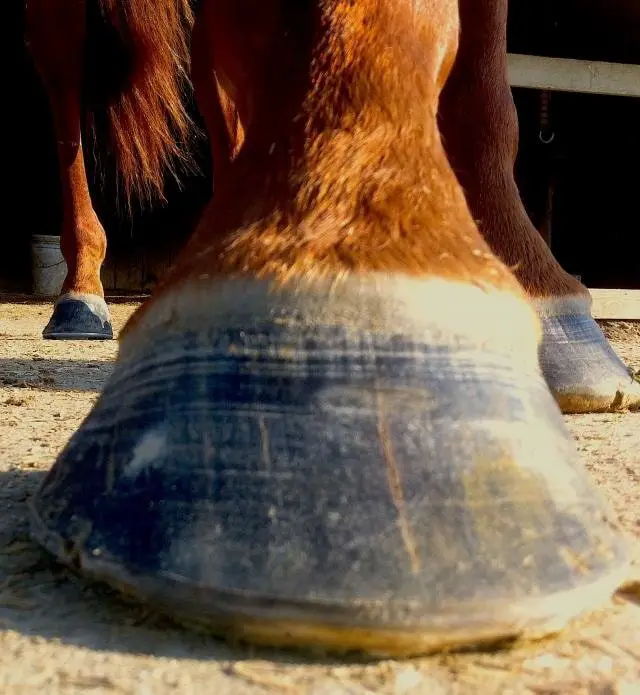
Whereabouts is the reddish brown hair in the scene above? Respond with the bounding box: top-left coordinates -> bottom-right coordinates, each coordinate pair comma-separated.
91,0 -> 196,205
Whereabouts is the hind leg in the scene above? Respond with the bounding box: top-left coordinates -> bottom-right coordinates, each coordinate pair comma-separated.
439,0 -> 639,412
25,0 -> 113,340
192,9 -> 244,191
191,0 -> 247,214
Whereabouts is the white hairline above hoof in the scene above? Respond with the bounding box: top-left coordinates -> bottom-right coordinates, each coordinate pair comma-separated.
119,275 -> 541,369
532,294 -> 594,318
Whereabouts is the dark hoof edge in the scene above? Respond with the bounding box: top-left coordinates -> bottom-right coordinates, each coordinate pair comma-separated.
27,511 -> 632,657
539,311 -> 640,413
43,295 -> 113,341
30,280 -> 629,657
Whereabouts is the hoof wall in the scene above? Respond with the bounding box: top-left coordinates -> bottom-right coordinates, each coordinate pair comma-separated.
40,549 -> 626,658
31,278 -> 630,657
537,304 -> 640,413
43,293 -> 114,341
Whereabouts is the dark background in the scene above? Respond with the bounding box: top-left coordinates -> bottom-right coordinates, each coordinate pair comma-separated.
508,0 -> 640,288
3,0 -> 639,292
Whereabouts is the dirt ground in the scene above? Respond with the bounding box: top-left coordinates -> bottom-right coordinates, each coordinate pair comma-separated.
0,300 -> 638,695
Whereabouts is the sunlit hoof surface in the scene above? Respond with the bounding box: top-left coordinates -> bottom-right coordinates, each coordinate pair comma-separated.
43,293 -> 114,340
30,278 -> 629,657
536,298 -> 640,413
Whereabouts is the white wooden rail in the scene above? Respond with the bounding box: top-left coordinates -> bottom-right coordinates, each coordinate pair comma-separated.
507,53 -> 640,98
590,290 -> 640,320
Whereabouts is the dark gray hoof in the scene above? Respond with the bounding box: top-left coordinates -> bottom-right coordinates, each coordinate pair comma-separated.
536,297 -> 640,413
43,293 -> 114,341
30,278 -> 629,657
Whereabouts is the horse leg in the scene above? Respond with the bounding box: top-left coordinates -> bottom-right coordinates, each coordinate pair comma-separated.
25,0 -> 113,339
192,9 -> 245,194
31,0 -> 627,656
438,0 -> 638,412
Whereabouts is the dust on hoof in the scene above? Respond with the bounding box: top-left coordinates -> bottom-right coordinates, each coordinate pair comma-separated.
535,298 -> 640,413
43,293 -> 114,341
30,277 -> 630,657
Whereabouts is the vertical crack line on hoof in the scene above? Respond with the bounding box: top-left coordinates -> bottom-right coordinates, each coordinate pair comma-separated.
258,415 -> 272,472
376,387 -> 421,575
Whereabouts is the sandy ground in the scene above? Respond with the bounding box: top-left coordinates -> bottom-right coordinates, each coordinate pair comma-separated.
0,300 -> 638,695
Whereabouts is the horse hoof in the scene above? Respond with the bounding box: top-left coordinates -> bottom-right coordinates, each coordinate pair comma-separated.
536,297 -> 640,413
43,293 -> 114,340
30,277 -> 629,657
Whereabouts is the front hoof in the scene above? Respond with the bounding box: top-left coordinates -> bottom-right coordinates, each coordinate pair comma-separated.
30,278 -> 629,657
536,297 -> 640,413
43,293 -> 114,340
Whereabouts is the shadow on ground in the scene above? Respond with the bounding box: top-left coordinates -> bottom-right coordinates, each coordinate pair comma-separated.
0,359 -> 112,392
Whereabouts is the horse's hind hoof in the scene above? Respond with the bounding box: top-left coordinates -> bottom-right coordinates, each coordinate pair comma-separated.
30,277 -> 629,657
43,293 -> 114,340
536,297 -> 640,413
